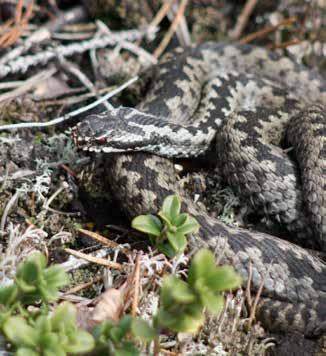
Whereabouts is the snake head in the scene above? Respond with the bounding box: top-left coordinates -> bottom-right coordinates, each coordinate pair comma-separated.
72,107 -> 148,153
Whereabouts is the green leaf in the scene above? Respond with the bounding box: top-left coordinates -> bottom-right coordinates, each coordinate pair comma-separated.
160,195 -> 181,223
109,316 -> 132,343
200,291 -> 224,314
156,308 -> 204,333
39,332 -> 63,356
110,326 -> 126,344
37,267 -> 69,302
44,350 -> 65,356
173,213 -> 188,227
0,284 -> 18,306
205,266 -> 242,292
65,330 -> 95,354
43,344 -> 66,356
176,215 -> 200,235
15,277 -> 38,294
188,250 -> 241,294
157,211 -> 173,230
118,315 -> 133,336
131,215 -> 162,237
160,276 -> 195,307
38,285 -> 59,304
28,252 -> 48,269
15,253 -> 47,287
131,318 -> 157,341
156,242 -> 177,258
51,302 -> 76,331
166,231 -> 187,253
115,344 -> 140,356
14,252 -> 69,304
92,321 -> 113,346
188,249 -> 215,287
16,348 -> 39,356
3,316 -> 38,347
35,315 -> 52,334
159,276 -> 175,308
44,266 -> 70,289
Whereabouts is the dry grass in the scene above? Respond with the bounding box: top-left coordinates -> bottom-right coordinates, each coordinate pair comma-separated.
0,0 -> 324,354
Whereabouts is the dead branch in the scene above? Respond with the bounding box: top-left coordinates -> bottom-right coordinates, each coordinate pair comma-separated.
0,26 -> 157,79
153,0 -> 188,59
229,0 -> 258,39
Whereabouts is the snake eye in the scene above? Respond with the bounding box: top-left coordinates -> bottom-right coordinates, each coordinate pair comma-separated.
95,136 -> 107,145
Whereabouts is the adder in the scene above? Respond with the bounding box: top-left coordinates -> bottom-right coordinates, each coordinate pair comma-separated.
72,42 -> 326,336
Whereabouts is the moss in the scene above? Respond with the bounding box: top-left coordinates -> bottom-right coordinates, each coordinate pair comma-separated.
68,266 -> 104,299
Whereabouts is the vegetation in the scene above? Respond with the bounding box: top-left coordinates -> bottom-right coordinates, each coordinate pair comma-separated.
1,0 -> 322,354
0,253 -> 94,356
0,196 -> 241,355
132,195 -> 199,258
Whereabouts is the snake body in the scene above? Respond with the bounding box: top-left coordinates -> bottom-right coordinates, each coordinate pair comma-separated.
73,43 -> 326,335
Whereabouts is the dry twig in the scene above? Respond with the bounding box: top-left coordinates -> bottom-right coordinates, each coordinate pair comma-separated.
0,68 -> 56,103
239,16 -> 297,44
131,254 -> 141,317
150,0 -> 176,28
0,6 -> 87,65
77,228 -> 130,256
167,0 -> 191,46
59,248 -> 112,272
0,0 -> 34,48
59,56 -> 111,110
153,0 -> 188,59
245,261 -> 253,308
267,38 -> 302,50
247,265 -> 272,329
95,20 -> 157,66
0,191 -> 20,233
64,247 -> 123,270
63,275 -> 103,295
229,0 -> 258,39
0,76 -> 138,131
0,26 -> 156,79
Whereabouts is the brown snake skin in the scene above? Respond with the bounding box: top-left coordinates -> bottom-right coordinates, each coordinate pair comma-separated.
74,43 -> 326,335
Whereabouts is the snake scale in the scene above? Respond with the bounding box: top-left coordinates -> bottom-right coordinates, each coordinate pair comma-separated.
73,43 -> 326,336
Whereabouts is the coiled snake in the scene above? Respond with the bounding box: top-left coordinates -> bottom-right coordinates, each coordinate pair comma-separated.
73,43 -> 326,336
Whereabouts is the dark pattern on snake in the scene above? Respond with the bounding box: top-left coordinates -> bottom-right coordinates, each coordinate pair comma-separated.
73,43 -> 326,335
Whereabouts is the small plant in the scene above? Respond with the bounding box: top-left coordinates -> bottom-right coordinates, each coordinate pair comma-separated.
132,195 -> 199,257
0,198 -> 241,355
3,302 -> 95,356
93,315 -> 157,356
0,253 -> 95,355
132,195 -> 241,334
14,252 -> 69,305
155,249 -> 241,333
0,252 -> 69,327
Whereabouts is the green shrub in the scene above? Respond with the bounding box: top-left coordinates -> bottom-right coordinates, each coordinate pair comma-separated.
3,302 -> 94,356
0,196 -> 241,355
0,253 -> 94,355
92,315 -> 157,356
155,249 -> 241,333
132,195 -> 199,257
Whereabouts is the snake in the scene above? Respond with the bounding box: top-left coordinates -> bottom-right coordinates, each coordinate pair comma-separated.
72,42 -> 326,336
